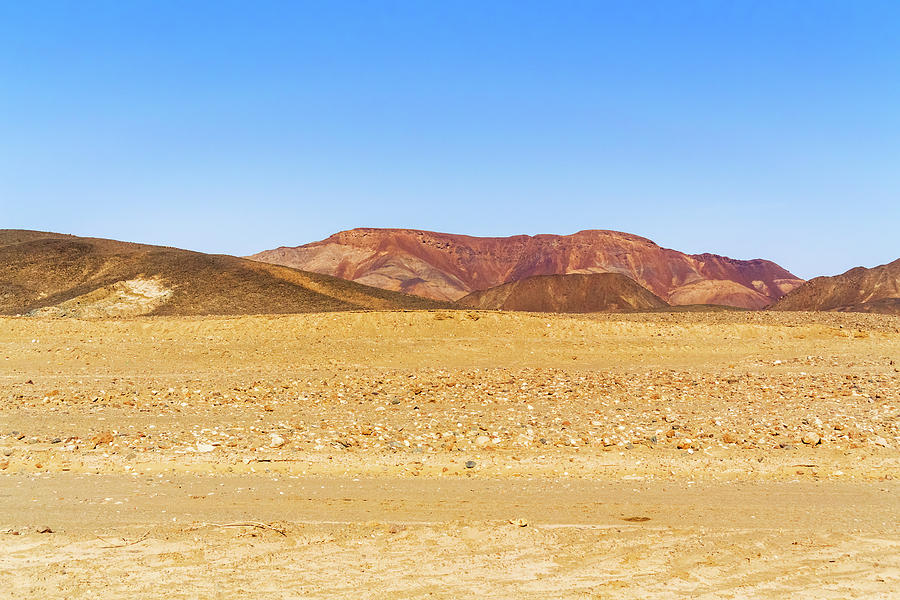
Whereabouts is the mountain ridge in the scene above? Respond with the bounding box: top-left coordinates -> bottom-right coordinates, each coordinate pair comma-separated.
771,258 -> 900,314
0,230 -> 445,317
251,227 -> 804,309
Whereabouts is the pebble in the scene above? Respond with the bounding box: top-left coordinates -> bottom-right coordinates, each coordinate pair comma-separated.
465,460 -> 476,469
269,434 -> 286,448
801,433 -> 821,445
90,431 -> 114,449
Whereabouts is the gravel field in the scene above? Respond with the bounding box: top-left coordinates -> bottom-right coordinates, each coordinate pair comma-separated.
1,310 -> 898,598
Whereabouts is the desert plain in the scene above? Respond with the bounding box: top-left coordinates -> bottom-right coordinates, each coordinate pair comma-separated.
1,309 -> 898,598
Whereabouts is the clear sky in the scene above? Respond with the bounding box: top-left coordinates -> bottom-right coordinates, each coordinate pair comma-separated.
1,1 -> 897,279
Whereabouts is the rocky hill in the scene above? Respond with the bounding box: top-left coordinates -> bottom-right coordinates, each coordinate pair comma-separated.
251,228 -> 803,309
771,258 -> 900,315
0,230 -> 445,317
455,273 -> 668,312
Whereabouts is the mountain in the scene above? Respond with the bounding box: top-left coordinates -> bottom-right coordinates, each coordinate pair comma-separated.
250,228 -> 803,309
771,258 -> 900,314
0,230 -> 445,317
455,273 -> 668,312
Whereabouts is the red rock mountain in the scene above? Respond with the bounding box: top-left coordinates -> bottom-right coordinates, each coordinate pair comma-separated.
250,228 -> 804,309
771,258 -> 900,314
456,273 -> 669,313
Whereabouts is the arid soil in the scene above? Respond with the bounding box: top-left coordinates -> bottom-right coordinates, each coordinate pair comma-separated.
1,310 -> 898,598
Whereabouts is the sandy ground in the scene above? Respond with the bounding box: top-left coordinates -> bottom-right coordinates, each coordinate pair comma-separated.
1,310 -> 898,598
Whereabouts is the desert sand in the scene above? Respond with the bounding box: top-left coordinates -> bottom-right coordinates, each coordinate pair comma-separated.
1,310 -> 898,598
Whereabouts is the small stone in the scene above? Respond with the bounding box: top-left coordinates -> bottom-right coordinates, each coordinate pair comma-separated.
0,460 -> 8,470
390,399 -> 401,405
90,431 -> 114,449
474,435 -> 491,449
196,443 -> 215,453
801,432 -> 821,445
269,434 -> 285,448
51,438 -> 61,444
722,432 -> 739,444
511,518 -> 528,527
465,460 -> 476,469
37,526 -> 53,534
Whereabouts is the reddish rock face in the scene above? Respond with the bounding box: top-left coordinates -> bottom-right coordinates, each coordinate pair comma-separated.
250,228 -> 804,308
771,258 -> 900,314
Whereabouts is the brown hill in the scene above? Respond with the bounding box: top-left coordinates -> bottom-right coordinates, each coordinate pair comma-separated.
455,273 -> 668,313
250,228 -> 803,309
771,258 -> 900,315
0,230 -> 445,317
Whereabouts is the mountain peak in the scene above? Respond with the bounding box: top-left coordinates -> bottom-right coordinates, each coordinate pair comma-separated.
251,228 -> 803,308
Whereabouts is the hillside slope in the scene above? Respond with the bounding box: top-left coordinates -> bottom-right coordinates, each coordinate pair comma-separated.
0,230 -> 444,317
251,228 -> 803,309
455,273 -> 668,312
771,258 -> 900,315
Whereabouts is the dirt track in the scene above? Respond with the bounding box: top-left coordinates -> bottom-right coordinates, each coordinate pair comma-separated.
1,310 -> 898,598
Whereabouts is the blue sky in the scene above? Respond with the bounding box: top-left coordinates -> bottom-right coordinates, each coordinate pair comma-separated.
1,1 -> 897,279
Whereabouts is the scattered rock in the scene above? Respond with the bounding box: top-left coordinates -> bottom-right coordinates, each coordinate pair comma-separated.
465,460 -> 476,469
90,431 -> 114,449
801,433 -> 821,446
474,435 -> 491,449
269,434 -> 285,448
37,526 -> 53,534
